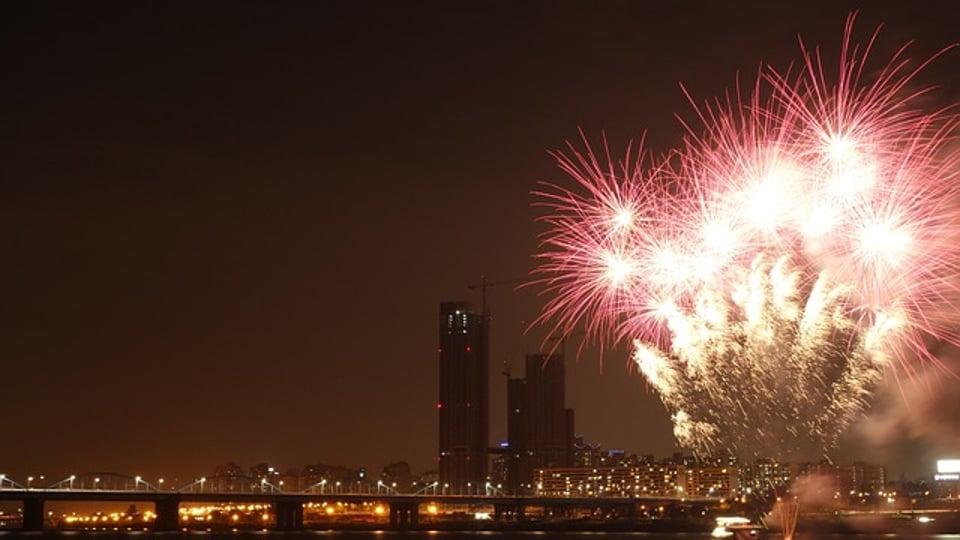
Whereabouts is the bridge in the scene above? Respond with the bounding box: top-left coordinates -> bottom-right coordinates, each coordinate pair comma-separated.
0,472 -> 711,531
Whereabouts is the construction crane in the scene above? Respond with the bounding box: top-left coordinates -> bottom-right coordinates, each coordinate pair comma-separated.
466,274 -> 523,315
467,275 -> 523,391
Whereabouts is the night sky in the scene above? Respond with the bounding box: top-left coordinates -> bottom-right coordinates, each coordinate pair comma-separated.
2,2 -> 958,485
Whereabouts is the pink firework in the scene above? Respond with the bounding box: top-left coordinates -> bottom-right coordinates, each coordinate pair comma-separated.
533,16 -> 960,456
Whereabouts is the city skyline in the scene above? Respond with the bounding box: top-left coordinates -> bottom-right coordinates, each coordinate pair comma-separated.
0,450 -> 910,492
3,2 -> 960,483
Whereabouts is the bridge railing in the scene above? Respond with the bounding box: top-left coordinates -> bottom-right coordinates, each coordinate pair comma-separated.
0,474 -> 26,490
45,473 -> 158,492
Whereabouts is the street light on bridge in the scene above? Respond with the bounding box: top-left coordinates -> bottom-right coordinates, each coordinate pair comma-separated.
199,477 -> 207,493
94,477 -> 100,490
27,477 -> 34,489
69,475 -> 76,489
158,478 -> 165,491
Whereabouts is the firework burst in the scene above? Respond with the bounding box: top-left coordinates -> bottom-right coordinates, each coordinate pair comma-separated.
533,16 -> 960,459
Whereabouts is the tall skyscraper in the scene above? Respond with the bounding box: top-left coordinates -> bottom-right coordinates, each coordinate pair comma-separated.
506,352 -> 574,493
437,301 -> 488,493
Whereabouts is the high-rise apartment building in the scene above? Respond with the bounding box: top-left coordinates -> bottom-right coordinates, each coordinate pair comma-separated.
437,301 -> 488,493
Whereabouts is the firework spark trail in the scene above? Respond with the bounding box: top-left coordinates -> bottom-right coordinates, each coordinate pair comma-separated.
533,16 -> 959,459
634,256 -> 882,457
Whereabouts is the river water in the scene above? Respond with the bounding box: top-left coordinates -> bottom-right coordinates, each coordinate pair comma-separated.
2,532 -> 960,539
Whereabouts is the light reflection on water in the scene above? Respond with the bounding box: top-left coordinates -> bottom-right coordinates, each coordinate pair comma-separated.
2,533 -> 960,540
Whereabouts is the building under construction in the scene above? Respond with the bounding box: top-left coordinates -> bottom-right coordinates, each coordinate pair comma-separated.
505,353 -> 575,493
437,301 -> 489,493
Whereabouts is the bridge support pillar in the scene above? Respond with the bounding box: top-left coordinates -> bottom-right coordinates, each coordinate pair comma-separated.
388,502 -> 418,529
274,500 -> 303,530
153,496 -> 180,531
22,498 -> 44,530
